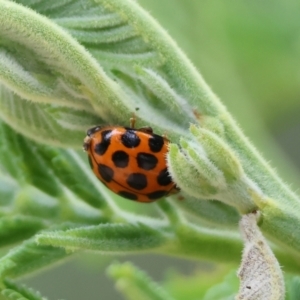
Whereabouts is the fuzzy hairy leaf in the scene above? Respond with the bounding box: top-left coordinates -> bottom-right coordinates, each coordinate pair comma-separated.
0,215 -> 46,248
0,121 -> 108,224
0,0 -> 300,298
175,197 -> 240,228
237,212 -> 285,300
0,0 -> 205,147
0,122 -> 61,197
0,223 -> 79,279
2,279 -> 46,300
36,223 -> 168,252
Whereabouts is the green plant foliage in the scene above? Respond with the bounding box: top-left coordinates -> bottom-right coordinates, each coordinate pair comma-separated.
162,266 -> 237,300
2,279 -> 46,300
0,224 -> 76,279
36,223 -> 167,252
286,276 -> 300,300
202,271 -> 238,300
108,263 -> 300,300
0,0 -> 299,298
108,262 -> 175,300
108,262 -> 240,300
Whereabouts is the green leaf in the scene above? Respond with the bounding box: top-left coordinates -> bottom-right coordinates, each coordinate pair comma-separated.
203,270 -> 238,300
0,175 -> 18,210
0,215 -> 46,248
2,279 -> 46,300
0,1 -> 300,298
190,125 -> 243,183
36,146 -> 108,210
0,85 -> 88,147
12,187 -> 59,220
36,223 -> 167,252
0,0 -> 124,146
163,266 -> 236,300
176,197 -> 240,228
107,261 -> 175,300
0,121 -> 107,224
286,276 -> 300,300
2,289 -> 29,300
171,224 -> 243,264
0,0 -> 220,146
0,223 -> 77,279
168,126 -> 260,213
0,122 -> 62,197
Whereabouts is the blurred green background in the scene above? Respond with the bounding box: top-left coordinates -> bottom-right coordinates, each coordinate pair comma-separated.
23,0 -> 300,299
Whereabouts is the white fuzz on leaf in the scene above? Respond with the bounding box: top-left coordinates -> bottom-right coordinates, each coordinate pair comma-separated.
237,212 -> 285,300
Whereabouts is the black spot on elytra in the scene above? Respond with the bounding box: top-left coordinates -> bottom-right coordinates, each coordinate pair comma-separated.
98,164 -> 114,182
147,190 -> 168,200
148,135 -> 164,152
127,173 -> 147,190
112,151 -> 129,168
137,153 -> 158,170
157,168 -> 172,186
86,126 -> 101,136
118,191 -> 138,200
121,130 -> 140,148
94,130 -> 112,155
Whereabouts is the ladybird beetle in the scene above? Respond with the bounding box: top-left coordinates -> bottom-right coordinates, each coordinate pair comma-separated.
83,124 -> 178,202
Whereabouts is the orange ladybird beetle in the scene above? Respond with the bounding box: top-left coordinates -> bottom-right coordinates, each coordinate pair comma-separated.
83,120 -> 178,202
